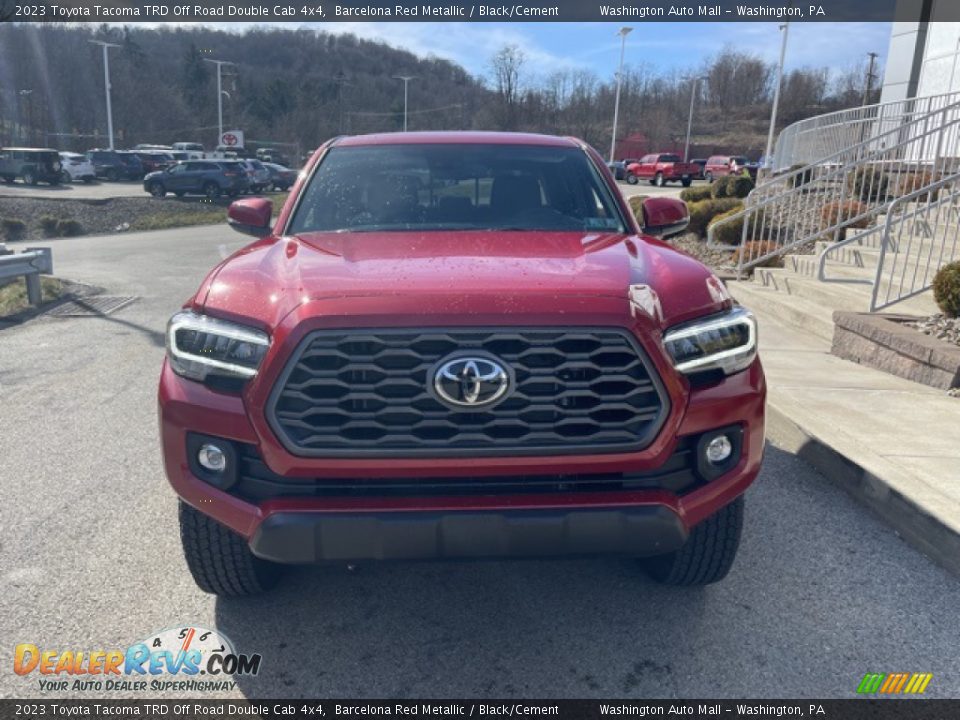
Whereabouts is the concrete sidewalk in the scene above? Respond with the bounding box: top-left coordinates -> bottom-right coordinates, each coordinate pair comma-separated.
748,307 -> 960,576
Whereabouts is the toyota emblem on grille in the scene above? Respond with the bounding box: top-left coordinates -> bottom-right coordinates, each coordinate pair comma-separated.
433,356 -> 511,409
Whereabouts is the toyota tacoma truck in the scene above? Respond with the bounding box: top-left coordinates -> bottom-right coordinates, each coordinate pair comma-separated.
626,154 -> 701,187
159,131 -> 765,596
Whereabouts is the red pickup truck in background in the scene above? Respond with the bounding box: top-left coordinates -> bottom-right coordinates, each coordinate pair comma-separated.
626,154 -> 701,187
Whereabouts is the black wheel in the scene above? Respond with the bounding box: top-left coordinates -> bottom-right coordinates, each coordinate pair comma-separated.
2,176 -> 14,184
106,168 -> 119,181
83,177 -> 95,184
148,182 -> 166,198
174,191 -> 186,198
626,174 -> 639,185
23,170 -> 37,185
48,177 -> 60,186
681,178 -> 693,188
655,172 -> 665,187
704,172 -> 713,183
204,182 -> 221,199
179,501 -> 281,596
61,170 -> 71,183
644,495 -> 744,586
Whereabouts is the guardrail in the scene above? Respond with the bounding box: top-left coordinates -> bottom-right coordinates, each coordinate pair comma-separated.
0,248 -> 53,306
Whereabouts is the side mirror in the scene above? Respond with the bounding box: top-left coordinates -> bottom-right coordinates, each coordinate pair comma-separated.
641,197 -> 689,238
228,198 -> 274,238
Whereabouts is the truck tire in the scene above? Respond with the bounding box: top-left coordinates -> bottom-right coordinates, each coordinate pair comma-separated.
644,495 -> 744,586
148,182 -> 166,198
704,172 -> 713,183
23,169 -> 37,185
654,172 -> 665,187
626,174 -> 639,185
681,178 -> 693,187
179,501 -> 281,596
204,182 -> 221,199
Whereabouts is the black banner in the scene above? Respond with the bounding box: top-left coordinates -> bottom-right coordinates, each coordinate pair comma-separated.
0,0 -> 935,24
2,700 -> 960,720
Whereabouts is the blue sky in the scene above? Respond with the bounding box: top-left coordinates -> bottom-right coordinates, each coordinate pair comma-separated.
306,21 -> 893,81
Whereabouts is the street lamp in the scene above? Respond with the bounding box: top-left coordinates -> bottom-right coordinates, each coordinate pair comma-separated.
204,59 -> 235,144
763,22 -> 790,172
393,75 -> 416,132
17,90 -> 32,144
609,26 -> 633,162
89,40 -> 120,150
683,76 -> 707,162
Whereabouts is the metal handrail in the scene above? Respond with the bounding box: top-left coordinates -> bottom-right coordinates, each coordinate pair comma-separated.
706,99 -> 960,279
772,91 -> 960,171
869,177 -> 960,311
817,171 -> 960,286
0,247 -> 53,306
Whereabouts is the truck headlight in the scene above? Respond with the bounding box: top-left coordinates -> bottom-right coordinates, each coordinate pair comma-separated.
166,311 -> 270,382
662,307 -> 757,376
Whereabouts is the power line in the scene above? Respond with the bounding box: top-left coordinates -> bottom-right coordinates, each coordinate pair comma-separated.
347,103 -> 463,118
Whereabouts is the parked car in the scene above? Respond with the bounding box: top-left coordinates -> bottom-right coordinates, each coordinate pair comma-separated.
626,154 -> 701,187
255,147 -> 289,165
689,158 -> 708,180
59,151 -> 96,183
606,160 -> 627,181
143,159 -> 249,199
159,131 -> 765,596
172,142 -> 205,159
134,143 -> 173,152
0,147 -> 63,185
262,162 -> 298,191
87,149 -> 142,181
704,155 -> 752,182
239,159 -> 271,193
134,151 -> 175,174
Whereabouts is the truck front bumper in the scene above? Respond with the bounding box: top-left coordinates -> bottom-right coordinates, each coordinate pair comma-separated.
251,504 -> 688,563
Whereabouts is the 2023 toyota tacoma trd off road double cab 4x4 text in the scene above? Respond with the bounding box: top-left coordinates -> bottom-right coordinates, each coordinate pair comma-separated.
159,132 -> 766,596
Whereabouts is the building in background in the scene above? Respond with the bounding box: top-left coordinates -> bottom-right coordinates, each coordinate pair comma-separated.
881,5 -> 960,102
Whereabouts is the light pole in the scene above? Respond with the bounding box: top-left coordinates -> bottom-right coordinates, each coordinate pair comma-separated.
763,22 -> 790,172
17,89 -> 32,145
683,76 -> 707,162
393,75 -> 416,132
204,59 -> 235,144
609,26 -> 633,162
89,40 -> 120,149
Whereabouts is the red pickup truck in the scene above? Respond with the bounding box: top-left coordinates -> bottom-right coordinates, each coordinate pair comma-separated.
626,154 -> 701,187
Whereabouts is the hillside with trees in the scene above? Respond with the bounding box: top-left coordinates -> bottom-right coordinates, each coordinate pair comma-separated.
0,23 -> 880,160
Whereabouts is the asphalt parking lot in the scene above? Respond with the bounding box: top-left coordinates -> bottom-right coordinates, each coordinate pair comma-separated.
1,223 -> 958,700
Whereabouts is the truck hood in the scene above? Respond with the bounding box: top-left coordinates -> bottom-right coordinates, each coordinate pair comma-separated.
197,230 -> 728,329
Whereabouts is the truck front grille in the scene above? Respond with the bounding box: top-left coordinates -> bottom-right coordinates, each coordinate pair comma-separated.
267,328 -> 669,457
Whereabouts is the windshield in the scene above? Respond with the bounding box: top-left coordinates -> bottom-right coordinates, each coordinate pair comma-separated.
288,143 -> 627,234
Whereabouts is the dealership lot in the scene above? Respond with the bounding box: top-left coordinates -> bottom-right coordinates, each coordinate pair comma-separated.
1,224 -> 959,699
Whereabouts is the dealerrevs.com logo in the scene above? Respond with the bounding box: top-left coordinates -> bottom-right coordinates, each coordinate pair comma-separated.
14,626 -> 261,693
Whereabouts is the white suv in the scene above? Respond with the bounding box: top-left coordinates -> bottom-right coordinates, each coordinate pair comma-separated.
59,152 -> 96,183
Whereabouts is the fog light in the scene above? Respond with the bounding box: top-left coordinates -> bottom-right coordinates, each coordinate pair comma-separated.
197,444 -> 226,473
705,435 -> 733,464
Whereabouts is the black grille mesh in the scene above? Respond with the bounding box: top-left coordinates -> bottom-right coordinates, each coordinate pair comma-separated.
268,329 -> 668,456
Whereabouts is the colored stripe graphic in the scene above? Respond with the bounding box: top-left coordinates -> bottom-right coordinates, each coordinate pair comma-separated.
858,673 -> 932,694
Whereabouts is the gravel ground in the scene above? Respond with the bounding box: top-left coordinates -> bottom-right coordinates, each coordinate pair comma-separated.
667,232 -> 736,271
0,196 -> 228,242
903,313 -> 960,347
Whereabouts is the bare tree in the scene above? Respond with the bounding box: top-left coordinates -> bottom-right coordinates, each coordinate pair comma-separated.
489,45 -> 525,130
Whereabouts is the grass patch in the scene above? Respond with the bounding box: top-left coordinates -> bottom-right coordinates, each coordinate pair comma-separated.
0,276 -> 64,317
129,194 -> 288,233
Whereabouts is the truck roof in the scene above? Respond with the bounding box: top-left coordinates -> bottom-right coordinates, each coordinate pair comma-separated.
336,131 -> 580,148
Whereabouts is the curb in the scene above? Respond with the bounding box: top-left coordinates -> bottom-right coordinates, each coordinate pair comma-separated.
765,401 -> 960,579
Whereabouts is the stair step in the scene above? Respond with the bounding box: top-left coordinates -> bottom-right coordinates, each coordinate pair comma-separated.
727,280 -> 836,341
781,255 -> 876,280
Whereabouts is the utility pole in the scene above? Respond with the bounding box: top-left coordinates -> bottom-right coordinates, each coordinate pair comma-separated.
683,77 -> 706,162
333,71 -> 350,134
609,26 -> 633,162
393,75 -> 416,132
203,59 -> 235,145
862,51 -> 879,106
763,22 -> 789,172
89,40 -> 120,150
